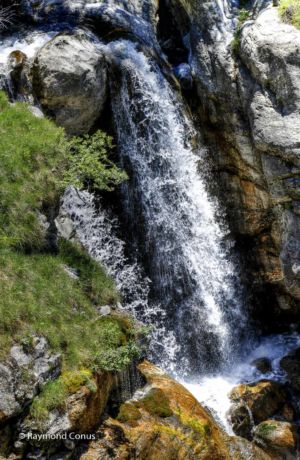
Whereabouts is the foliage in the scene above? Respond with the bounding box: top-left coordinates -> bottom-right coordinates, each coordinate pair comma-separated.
93,341 -> 141,372
231,9 -> 251,55
30,370 -> 96,424
62,131 -> 128,192
61,369 -> 95,393
279,0 -> 300,28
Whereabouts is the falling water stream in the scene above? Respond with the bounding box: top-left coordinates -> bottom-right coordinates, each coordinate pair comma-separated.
1,28 -> 299,434
109,40 -> 247,376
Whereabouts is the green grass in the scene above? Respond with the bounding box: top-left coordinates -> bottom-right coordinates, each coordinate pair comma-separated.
279,0 -> 300,28
0,92 -> 127,251
0,92 -> 66,251
30,379 -> 67,423
0,91 -> 139,366
0,91 -> 141,424
0,244 -> 140,370
30,369 -> 97,424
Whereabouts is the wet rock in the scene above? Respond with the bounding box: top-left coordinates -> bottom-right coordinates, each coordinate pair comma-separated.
228,380 -> 287,439
174,63 -> 193,89
81,361 -> 271,460
0,364 -> 21,423
32,30 -> 107,135
253,420 -> 298,458
280,347 -> 300,392
173,0 -> 300,315
251,358 -> 272,374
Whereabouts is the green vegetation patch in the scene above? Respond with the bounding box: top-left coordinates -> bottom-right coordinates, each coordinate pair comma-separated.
279,0 -> 300,28
0,91 -> 127,251
117,402 -> 142,423
30,369 -> 97,424
256,421 -> 278,438
62,131 -> 128,192
30,379 -> 67,423
0,92 -> 66,250
0,245 -> 138,369
0,91 -> 137,368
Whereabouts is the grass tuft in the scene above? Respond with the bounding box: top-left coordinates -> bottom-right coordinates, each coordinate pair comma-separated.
279,0 -> 300,28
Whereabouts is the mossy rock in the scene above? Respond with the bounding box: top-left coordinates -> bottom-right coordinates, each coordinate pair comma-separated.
117,402 -> 142,424
138,388 -> 173,418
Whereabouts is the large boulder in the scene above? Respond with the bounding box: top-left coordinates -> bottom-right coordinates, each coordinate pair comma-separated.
32,30 -> 107,135
80,361 -> 272,460
228,380 -> 289,439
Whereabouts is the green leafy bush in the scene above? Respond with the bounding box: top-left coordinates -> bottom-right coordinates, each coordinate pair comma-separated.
279,0 -> 300,28
62,131 -> 128,192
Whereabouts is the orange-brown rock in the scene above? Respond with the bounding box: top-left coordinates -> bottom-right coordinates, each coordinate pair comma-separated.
67,372 -> 114,433
229,380 -> 286,423
253,420 -> 298,458
81,361 -> 272,460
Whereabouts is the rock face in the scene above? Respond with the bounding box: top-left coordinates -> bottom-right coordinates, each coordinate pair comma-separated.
32,30 -> 107,135
164,0 -> 300,320
0,337 -> 61,425
81,361 -> 272,460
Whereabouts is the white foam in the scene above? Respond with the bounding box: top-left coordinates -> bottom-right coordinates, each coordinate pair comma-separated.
0,31 -> 57,65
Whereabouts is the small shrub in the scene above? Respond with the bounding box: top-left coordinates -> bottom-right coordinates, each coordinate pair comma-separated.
94,341 -> 141,372
279,0 -> 300,28
62,131 -> 128,192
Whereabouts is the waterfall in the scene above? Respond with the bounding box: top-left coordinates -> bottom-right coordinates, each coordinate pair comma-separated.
107,40 -> 246,376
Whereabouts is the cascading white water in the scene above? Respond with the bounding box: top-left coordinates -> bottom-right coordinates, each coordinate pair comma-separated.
58,186 -> 181,368
107,40 -> 247,376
